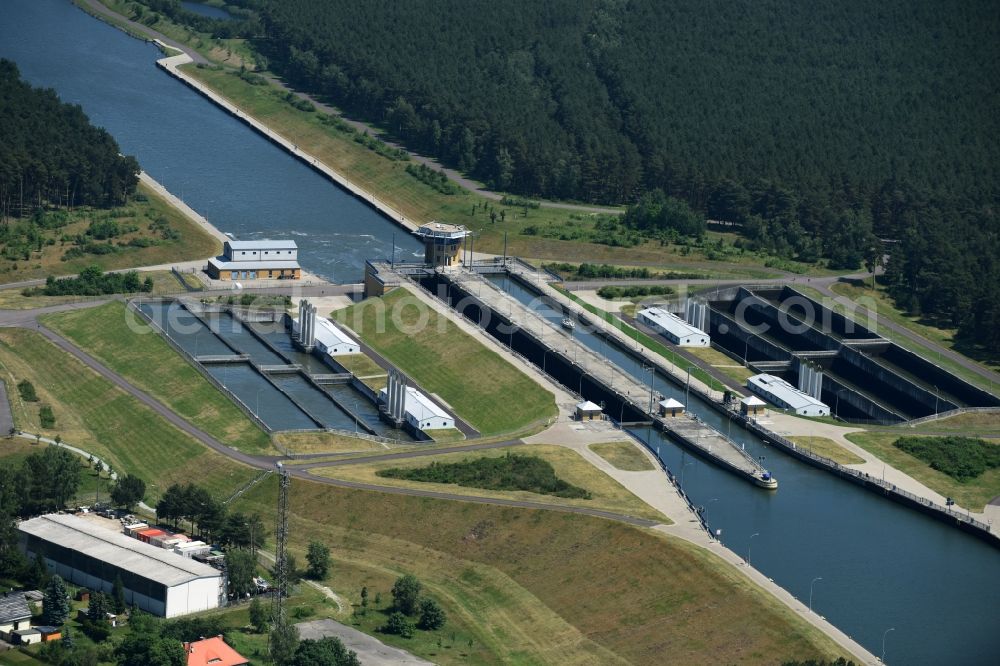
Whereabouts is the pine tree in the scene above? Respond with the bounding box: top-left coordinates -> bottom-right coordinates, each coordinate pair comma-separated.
42,574 -> 70,626
112,574 -> 127,614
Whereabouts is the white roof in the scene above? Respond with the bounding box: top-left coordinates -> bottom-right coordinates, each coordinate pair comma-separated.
19,514 -> 221,588
576,400 -> 603,412
226,239 -> 297,250
741,395 -> 767,406
379,386 -> 451,422
747,374 -> 827,411
404,387 -> 450,421
208,257 -> 300,270
659,398 -> 684,409
414,222 -> 469,239
638,307 -> 708,339
313,317 -> 357,349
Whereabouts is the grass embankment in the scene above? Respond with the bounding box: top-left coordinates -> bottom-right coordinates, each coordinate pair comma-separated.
828,281 -> 999,394
788,436 -> 866,465
683,345 -> 755,385
0,181 -> 219,285
316,444 -> 666,522
0,270 -> 193,310
552,284 -> 728,393
589,441 -> 656,471
333,353 -> 387,391
274,431 -> 387,455
334,288 -> 556,435
41,301 -> 273,453
229,474 -> 850,665
0,328 -> 252,502
846,431 -> 1000,511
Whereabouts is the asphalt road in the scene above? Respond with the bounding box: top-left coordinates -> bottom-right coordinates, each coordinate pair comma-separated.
0,382 -> 14,436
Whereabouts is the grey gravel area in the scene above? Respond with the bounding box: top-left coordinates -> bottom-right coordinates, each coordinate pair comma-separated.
295,619 -> 434,666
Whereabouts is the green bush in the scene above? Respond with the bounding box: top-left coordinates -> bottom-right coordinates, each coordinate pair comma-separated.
377,452 -> 591,499
597,285 -> 675,300
894,436 -> 1000,481
39,405 -> 55,428
17,379 -> 38,402
380,611 -> 414,638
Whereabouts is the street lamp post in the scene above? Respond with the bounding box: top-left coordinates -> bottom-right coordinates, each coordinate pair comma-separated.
809,577 -> 823,613
747,532 -> 760,566
685,366 -> 695,411
680,461 -> 693,488
881,627 -> 895,663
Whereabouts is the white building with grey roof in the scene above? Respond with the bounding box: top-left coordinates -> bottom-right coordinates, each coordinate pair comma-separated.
637,307 -> 710,347
18,514 -> 224,618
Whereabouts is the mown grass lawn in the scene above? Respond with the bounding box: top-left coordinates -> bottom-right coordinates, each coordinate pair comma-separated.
41,300 -> 272,453
589,441 -> 656,471
333,288 -> 556,435
787,436 -> 866,465
0,328 -> 252,502
846,431 -> 1000,511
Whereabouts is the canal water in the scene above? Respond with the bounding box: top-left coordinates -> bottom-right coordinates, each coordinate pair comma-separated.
1,2 -> 996,662
486,275 -> 1000,665
136,300 -> 405,435
0,0 -> 422,282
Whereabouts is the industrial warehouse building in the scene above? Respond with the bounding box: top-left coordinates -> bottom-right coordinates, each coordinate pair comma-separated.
746,374 -> 830,417
207,239 -> 301,281
379,385 -> 455,431
18,514 -> 224,618
637,307 -> 710,347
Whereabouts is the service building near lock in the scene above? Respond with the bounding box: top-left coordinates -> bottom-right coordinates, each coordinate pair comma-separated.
206,239 -> 302,281
18,513 -> 225,618
637,307 -> 711,347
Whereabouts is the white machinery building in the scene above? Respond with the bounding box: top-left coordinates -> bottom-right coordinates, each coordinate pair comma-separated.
379,386 -> 454,431
746,374 -> 830,417
18,514 -> 224,618
293,313 -> 360,356
637,307 -> 710,347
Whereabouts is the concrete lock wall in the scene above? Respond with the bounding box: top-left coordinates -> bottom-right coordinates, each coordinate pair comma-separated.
418,275 -> 649,423
834,345 -> 954,418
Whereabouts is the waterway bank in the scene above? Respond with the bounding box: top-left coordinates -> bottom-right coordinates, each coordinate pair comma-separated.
156,49 -> 420,237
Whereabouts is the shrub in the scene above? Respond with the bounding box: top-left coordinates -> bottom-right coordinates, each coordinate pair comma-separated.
39,405 -> 55,428
894,436 -> 1000,481
417,598 -> 446,630
378,453 -> 592,499
17,379 -> 38,402
380,612 -> 414,638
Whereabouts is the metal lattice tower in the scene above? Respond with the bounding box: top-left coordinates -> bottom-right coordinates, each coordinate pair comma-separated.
270,462 -> 291,644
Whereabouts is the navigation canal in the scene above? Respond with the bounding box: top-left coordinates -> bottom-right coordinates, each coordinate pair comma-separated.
486,275 -> 1000,665
0,0 -> 421,282
1,2 -> 997,663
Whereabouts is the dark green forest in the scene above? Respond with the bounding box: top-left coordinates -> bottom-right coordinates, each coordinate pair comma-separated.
137,1 -> 1000,351
0,59 -> 140,218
